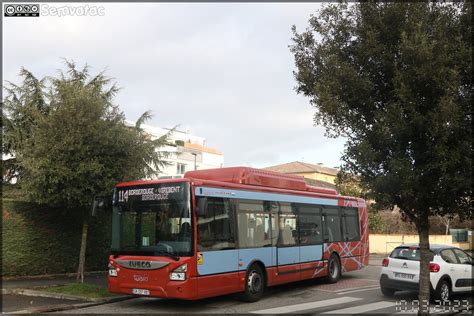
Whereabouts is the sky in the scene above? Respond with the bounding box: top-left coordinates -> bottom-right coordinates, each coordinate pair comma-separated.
3,2 -> 347,169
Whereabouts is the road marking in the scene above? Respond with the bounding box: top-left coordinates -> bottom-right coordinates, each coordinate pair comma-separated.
322,301 -> 396,314
336,286 -> 380,295
250,297 -> 362,314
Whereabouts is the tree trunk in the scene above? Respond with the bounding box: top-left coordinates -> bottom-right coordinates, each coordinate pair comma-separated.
76,220 -> 88,283
445,218 -> 450,235
417,219 -> 431,315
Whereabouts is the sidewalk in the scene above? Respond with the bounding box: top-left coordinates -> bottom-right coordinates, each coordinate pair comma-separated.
2,272 -> 131,314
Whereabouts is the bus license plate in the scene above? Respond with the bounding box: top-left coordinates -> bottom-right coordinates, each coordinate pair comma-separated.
394,272 -> 414,280
132,288 -> 150,295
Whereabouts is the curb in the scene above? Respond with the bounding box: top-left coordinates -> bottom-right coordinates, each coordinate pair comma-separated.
3,286 -> 131,303
2,287 -> 118,302
8,296 -> 133,314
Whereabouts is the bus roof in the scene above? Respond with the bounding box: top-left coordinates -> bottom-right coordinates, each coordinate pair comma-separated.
115,178 -> 190,187
114,167 -> 365,205
184,167 -> 338,195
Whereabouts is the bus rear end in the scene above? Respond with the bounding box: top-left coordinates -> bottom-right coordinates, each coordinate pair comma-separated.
108,180 -> 198,299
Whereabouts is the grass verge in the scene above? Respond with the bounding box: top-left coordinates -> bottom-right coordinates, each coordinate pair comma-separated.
44,283 -> 116,299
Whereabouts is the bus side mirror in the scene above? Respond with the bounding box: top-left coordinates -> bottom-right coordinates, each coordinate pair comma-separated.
91,197 -> 105,217
112,188 -> 118,206
196,198 -> 207,217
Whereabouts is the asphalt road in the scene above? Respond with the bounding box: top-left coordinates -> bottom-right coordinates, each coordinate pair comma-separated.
56,264 -> 473,314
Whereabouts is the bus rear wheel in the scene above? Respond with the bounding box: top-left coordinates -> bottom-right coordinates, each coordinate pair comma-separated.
326,254 -> 341,283
239,264 -> 265,302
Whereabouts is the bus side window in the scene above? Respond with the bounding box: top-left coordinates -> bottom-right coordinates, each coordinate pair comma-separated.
196,197 -> 236,251
237,200 -> 270,248
278,202 -> 296,246
323,207 -> 342,243
298,204 -> 322,245
342,208 -> 360,242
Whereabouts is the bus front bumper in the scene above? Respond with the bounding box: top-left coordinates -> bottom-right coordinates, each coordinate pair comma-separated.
108,276 -> 198,300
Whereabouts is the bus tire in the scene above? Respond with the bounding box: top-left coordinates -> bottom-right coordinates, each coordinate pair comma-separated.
326,254 -> 341,284
239,264 -> 265,302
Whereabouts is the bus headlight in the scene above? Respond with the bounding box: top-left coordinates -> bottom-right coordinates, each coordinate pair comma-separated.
108,262 -> 118,277
169,264 -> 187,281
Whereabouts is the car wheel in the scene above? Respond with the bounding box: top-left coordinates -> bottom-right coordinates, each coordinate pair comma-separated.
433,279 -> 451,302
381,286 -> 396,297
239,264 -> 265,302
326,254 -> 341,284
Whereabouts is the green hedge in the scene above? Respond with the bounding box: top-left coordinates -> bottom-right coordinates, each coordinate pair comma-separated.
2,199 -> 112,276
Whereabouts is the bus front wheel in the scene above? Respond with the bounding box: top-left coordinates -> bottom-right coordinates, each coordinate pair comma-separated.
326,254 -> 341,283
239,264 -> 265,302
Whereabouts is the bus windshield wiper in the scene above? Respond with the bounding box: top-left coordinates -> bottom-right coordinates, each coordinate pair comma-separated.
154,251 -> 180,261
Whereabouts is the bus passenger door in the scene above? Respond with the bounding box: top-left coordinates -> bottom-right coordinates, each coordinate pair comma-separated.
298,206 -> 324,280
275,203 -> 300,284
236,201 -> 275,291
196,197 -> 240,298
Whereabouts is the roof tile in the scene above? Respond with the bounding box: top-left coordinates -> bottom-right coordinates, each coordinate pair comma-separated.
263,161 -> 339,176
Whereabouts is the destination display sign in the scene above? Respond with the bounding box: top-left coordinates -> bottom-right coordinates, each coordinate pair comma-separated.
116,183 -> 188,204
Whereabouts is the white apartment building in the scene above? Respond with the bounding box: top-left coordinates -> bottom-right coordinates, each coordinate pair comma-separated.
126,121 -> 224,179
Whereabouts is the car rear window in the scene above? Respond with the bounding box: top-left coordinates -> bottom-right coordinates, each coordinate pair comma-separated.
390,247 -> 434,261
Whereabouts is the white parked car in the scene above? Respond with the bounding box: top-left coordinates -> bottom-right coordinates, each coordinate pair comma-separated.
380,244 -> 473,301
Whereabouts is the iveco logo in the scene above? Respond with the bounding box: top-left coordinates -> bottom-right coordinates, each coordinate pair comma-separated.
129,261 -> 152,269
402,262 -> 408,268
133,274 -> 149,282
115,259 -> 169,270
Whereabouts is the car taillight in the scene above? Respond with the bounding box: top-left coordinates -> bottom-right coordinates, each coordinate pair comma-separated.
382,258 -> 389,267
430,263 -> 440,273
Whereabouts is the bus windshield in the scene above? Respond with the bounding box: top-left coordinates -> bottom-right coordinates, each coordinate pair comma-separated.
111,182 -> 192,257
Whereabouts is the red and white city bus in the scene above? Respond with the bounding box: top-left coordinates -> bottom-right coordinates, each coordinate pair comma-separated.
108,167 -> 368,301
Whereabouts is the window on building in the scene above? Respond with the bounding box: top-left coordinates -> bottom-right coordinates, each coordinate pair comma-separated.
177,163 -> 186,175
323,207 -> 342,242
342,208 -> 360,241
237,200 -> 271,248
196,197 -> 236,251
298,204 -> 323,245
